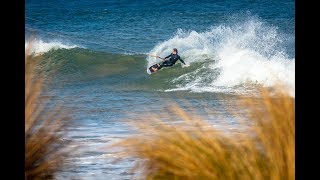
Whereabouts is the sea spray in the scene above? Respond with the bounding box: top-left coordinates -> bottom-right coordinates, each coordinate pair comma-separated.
148,18 -> 294,97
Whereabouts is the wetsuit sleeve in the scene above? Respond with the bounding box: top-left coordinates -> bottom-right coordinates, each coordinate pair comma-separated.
179,57 -> 186,65
165,53 -> 172,59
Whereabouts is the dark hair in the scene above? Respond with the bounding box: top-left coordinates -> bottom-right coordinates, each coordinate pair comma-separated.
173,48 -> 178,53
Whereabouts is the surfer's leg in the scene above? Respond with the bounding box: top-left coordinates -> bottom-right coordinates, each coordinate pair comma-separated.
157,63 -> 164,70
159,62 -> 173,69
157,65 -> 162,70
157,62 -> 173,71
162,64 -> 173,67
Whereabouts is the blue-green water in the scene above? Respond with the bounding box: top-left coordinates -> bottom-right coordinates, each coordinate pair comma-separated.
26,0 -> 294,179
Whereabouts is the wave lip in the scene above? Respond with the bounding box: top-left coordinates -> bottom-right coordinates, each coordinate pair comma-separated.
25,39 -> 79,55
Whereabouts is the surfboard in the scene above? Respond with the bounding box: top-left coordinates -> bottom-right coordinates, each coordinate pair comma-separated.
147,63 -> 160,74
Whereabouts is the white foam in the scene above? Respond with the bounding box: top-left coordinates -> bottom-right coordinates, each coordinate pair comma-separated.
25,38 -> 78,55
214,46 -> 295,96
148,18 -> 295,97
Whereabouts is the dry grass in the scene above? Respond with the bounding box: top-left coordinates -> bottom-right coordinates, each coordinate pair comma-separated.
113,87 -> 294,180
25,46 -> 73,179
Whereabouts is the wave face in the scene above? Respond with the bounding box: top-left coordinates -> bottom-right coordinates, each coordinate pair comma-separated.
147,18 -> 295,96
26,18 -> 294,97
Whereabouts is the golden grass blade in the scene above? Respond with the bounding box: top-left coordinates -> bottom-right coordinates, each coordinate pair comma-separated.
25,45 -> 74,179
112,86 -> 294,180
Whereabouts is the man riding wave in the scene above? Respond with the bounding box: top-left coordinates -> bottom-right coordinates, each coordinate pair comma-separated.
151,48 -> 186,72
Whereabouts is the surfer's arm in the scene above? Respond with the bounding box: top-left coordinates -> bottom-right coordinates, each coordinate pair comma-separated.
179,58 -> 186,65
165,54 -> 172,58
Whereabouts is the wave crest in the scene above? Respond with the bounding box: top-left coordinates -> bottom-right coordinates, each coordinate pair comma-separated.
25,39 -> 79,55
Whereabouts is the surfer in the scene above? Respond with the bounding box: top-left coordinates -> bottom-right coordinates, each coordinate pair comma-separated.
152,48 -> 186,72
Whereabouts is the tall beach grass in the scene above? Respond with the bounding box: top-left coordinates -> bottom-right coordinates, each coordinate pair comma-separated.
113,87 -> 294,180
25,45 -> 73,179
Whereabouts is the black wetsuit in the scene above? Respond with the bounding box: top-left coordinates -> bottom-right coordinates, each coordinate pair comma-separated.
158,53 -> 186,70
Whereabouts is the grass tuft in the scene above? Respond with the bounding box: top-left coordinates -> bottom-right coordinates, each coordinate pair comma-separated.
113,86 -> 294,180
25,45 -> 73,179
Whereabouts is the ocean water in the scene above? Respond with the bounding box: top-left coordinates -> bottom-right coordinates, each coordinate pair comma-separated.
26,0 -> 294,179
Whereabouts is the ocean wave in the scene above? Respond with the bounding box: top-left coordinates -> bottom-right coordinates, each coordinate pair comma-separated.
147,17 -> 295,97
25,38 -> 79,55
25,18 -> 294,97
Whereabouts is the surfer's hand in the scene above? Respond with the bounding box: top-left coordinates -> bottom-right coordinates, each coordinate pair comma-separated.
182,63 -> 190,67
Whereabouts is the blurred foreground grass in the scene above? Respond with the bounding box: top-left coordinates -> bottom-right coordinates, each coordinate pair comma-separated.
25,47 -> 73,179
114,87 -> 294,180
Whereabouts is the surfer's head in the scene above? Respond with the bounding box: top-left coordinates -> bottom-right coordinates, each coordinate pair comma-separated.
173,48 -> 178,54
